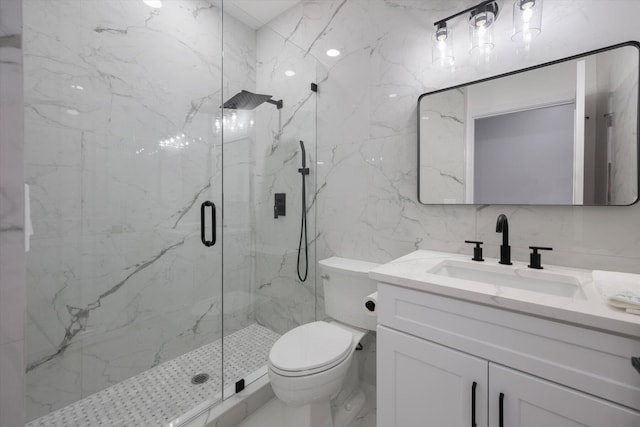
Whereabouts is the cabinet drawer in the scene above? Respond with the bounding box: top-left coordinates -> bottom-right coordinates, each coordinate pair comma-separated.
378,283 -> 640,410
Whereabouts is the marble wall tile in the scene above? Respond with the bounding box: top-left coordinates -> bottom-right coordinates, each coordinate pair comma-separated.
262,3 -> 640,427
263,0 -> 640,281
252,25 -> 318,335
611,62 -> 639,205
419,89 -> 466,203
0,0 -> 25,425
0,340 -> 26,427
0,42 -> 24,232
22,0 -> 259,419
17,1 -> 640,425
0,230 -> 26,347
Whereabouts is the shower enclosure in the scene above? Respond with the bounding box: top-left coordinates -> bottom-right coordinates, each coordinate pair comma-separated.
23,0 -> 317,425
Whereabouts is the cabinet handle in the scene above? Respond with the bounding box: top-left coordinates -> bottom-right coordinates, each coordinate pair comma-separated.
471,382 -> 477,427
499,392 -> 505,427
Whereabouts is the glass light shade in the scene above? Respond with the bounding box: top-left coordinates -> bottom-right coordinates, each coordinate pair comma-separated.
469,21 -> 495,55
512,0 -> 543,43
432,27 -> 455,67
142,0 -> 162,8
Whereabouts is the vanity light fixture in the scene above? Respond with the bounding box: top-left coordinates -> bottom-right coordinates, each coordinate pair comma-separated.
432,22 -> 455,66
432,0 -> 499,64
512,0 -> 543,44
469,1 -> 499,54
433,0 -> 544,63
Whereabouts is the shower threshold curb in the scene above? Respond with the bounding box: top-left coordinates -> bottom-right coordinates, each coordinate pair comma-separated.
168,371 -> 274,427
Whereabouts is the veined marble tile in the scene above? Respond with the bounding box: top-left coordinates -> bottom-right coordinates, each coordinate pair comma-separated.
0,340 -> 26,427
0,230 -> 26,347
26,339 -> 83,421
251,23 -> 318,335
476,204 -> 640,270
0,48 -> 24,233
0,0 -> 25,424
22,0 -> 261,420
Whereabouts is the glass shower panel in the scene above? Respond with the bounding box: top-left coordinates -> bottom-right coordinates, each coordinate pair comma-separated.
23,1 -> 224,425
221,16 -> 318,398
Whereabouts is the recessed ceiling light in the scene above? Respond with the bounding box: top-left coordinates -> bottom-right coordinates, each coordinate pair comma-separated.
284,70 -> 296,77
142,0 -> 162,8
388,93 -> 398,98
326,49 -> 341,57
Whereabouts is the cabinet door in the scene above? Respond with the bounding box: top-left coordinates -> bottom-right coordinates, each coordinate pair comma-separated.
378,325 -> 488,427
489,363 -> 640,427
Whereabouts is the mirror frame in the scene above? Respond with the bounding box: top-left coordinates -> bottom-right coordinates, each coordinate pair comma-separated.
417,41 -> 640,206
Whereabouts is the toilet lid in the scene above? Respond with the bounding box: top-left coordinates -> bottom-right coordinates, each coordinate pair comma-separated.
269,321 -> 353,373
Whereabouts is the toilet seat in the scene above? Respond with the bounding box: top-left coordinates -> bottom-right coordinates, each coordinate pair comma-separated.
269,321 -> 353,377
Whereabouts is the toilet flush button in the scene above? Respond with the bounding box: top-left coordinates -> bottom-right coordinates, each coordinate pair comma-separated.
346,403 -> 352,411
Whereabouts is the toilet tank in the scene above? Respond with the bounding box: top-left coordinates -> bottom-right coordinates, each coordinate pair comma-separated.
318,257 -> 380,331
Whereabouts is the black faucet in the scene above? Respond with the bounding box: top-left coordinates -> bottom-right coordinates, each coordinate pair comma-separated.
495,214 -> 512,265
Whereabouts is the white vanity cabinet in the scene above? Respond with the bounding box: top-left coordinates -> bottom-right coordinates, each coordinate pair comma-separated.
378,325 -> 488,427
376,283 -> 640,427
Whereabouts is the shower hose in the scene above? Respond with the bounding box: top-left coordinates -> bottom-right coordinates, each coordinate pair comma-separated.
297,140 -> 309,282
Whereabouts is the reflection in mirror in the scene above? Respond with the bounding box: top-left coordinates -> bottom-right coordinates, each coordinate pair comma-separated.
418,43 -> 639,205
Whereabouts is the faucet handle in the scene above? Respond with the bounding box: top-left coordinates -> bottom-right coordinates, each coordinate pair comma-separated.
528,246 -> 552,269
465,240 -> 485,262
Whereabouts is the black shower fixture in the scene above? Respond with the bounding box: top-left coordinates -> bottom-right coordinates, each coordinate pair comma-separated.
223,90 -> 283,110
297,140 -> 309,282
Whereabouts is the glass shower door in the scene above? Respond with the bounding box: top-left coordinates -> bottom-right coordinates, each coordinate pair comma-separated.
23,1 -> 225,425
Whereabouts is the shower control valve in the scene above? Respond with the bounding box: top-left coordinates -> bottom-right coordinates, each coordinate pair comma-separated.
274,193 -> 286,219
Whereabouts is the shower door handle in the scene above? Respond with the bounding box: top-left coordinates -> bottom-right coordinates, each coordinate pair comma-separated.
200,201 -> 216,247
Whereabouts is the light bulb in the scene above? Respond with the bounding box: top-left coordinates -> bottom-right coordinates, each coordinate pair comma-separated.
519,0 -> 535,10
435,23 -> 448,41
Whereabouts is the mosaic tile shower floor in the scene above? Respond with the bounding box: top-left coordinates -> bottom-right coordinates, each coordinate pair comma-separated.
27,324 -> 281,427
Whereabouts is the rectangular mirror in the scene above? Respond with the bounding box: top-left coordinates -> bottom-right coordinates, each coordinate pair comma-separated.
418,42 -> 639,205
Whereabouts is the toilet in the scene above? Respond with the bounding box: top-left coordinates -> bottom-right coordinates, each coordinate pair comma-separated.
267,257 -> 380,427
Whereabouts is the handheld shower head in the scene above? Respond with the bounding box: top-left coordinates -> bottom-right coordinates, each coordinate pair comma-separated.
297,141 -> 309,282
299,141 -> 307,169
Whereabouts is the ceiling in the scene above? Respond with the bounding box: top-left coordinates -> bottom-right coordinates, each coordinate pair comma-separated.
219,0 -> 301,30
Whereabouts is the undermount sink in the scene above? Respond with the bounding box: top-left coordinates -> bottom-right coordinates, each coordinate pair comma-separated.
428,259 -> 586,299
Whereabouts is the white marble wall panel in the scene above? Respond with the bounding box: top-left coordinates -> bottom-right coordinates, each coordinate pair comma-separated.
419,89 -> 466,203
261,2 -> 640,426
611,64 -> 638,205
0,0 -> 26,425
264,0 -> 640,289
252,26 -> 318,335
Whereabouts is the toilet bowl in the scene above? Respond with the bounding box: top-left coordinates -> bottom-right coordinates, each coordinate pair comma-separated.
267,257 -> 379,427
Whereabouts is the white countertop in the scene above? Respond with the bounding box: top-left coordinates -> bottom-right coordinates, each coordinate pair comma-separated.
369,250 -> 640,339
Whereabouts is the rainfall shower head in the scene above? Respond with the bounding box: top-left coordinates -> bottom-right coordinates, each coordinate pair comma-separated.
223,90 -> 283,110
